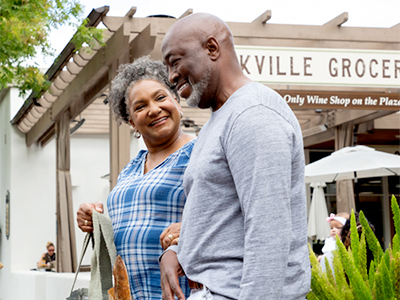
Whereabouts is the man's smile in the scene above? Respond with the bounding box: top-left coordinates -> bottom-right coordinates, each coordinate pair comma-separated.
177,81 -> 190,98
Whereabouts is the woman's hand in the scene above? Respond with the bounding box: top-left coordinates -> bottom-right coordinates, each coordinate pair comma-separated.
160,222 -> 181,250
77,202 -> 103,233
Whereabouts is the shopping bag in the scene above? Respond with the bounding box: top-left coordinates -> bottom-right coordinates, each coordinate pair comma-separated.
67,210 -> 117,300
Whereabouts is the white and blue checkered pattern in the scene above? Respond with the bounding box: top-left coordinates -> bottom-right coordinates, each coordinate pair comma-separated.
107,139 -> 195,299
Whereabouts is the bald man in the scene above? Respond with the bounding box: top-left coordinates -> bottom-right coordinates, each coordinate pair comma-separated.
160,13 -> 310,300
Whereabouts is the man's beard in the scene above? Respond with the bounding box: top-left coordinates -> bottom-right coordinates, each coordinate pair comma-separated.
186,67 -> 212,108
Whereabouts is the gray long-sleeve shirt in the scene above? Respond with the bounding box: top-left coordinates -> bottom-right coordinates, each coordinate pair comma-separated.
178,82 -> 310,299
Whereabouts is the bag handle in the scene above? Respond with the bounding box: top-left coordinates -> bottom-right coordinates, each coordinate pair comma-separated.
68,210 -> 117,300
68,232 -> 92,298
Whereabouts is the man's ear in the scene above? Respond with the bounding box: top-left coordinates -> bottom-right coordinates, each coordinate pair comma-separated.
206,37 -> 220,61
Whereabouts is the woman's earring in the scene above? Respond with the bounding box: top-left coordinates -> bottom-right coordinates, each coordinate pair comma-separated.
179,111 -> 183,118
133,130 -> 141,139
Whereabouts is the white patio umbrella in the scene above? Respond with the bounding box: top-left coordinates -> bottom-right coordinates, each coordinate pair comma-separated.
307,182 -> 330,241
305,145 -> 400,184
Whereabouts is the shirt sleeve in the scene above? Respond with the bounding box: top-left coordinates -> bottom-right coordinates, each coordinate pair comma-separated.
225,105 -> 296,299
158,245 -> 179,263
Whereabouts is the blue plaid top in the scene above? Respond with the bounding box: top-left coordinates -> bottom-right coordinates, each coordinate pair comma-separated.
107,139 -> 195,299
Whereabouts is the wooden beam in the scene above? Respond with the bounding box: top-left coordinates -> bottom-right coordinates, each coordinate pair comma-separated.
125,7 -> 137,18
323,12 -> 348,27
129,23 -> 158,60
228,22 -> 400,46
69,71 -> 109,120
354,121 -> 374,134
55,109 -> 77,272
333,109 -> 396,127
108,54 -> 131,190
26,23 -> 131,146
109,116 -> 131,190
374,113 -> 400,129
179,9 -> 193,19
105,15 -> 400,44
103,16 -> 133,32
303,127 -> 335,147
252,10 -> 271,24
39,124 -> 56,147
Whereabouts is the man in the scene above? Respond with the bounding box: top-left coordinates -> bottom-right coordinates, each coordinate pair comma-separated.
160,13 -> 310,299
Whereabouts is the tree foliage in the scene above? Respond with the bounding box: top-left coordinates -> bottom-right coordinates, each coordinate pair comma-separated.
0,0 -> 104,96
308,195 -> 400,300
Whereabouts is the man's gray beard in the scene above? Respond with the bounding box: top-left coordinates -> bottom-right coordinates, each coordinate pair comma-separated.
186,67 -> 212,108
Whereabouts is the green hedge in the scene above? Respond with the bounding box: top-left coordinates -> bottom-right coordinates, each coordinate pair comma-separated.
308,195 -> 400,300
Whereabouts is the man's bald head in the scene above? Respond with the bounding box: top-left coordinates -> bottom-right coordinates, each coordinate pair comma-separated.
162,13 -> 235,59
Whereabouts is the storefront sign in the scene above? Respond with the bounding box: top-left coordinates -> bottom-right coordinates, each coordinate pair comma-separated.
235,46 -> 400,88
276,91 -> 400,110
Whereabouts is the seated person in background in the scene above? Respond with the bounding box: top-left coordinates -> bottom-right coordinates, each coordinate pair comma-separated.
37,242 -> 56,270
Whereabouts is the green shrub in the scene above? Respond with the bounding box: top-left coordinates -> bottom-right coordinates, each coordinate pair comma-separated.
308,195 -> 400,300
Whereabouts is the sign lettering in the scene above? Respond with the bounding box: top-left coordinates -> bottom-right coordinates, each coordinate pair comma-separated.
235,46 -> 400,88
278,91 -> 400,110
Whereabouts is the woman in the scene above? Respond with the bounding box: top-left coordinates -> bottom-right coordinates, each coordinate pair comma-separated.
37,241 -> 56,270
77,56 -> 194,299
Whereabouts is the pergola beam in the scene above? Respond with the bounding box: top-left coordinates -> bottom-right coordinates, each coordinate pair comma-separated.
228,22 -> 399,46
125,7 -> 137,18
12,13 -> 399,148
179,9 -> 193,19
69,71 -> 109,121
252,10 -> 271,24
10,6 -> 109,126
323,12 -> 348,27
129,23 -> 158,59
26,23 -> 131,146
302,109 -> 397,147
303,127 -> 335,147
332,109 -> 396,127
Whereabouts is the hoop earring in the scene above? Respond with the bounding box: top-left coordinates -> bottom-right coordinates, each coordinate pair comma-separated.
133,130 -> 141,139
179,111 -> 183,118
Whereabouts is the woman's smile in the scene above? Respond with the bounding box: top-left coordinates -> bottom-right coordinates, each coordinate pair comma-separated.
149,116 -> 169,127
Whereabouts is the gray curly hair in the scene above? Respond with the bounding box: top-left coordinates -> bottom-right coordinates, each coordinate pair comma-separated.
108,56 -> 179,124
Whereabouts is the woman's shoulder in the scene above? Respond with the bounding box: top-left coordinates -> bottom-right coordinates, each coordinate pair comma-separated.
131,149 -> 148,164
163,138 -> 196,169
177,138 -> 196,159
119,150 -> 147,176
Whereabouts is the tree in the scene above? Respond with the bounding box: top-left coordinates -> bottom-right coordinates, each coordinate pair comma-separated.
0,0 -> 104,96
